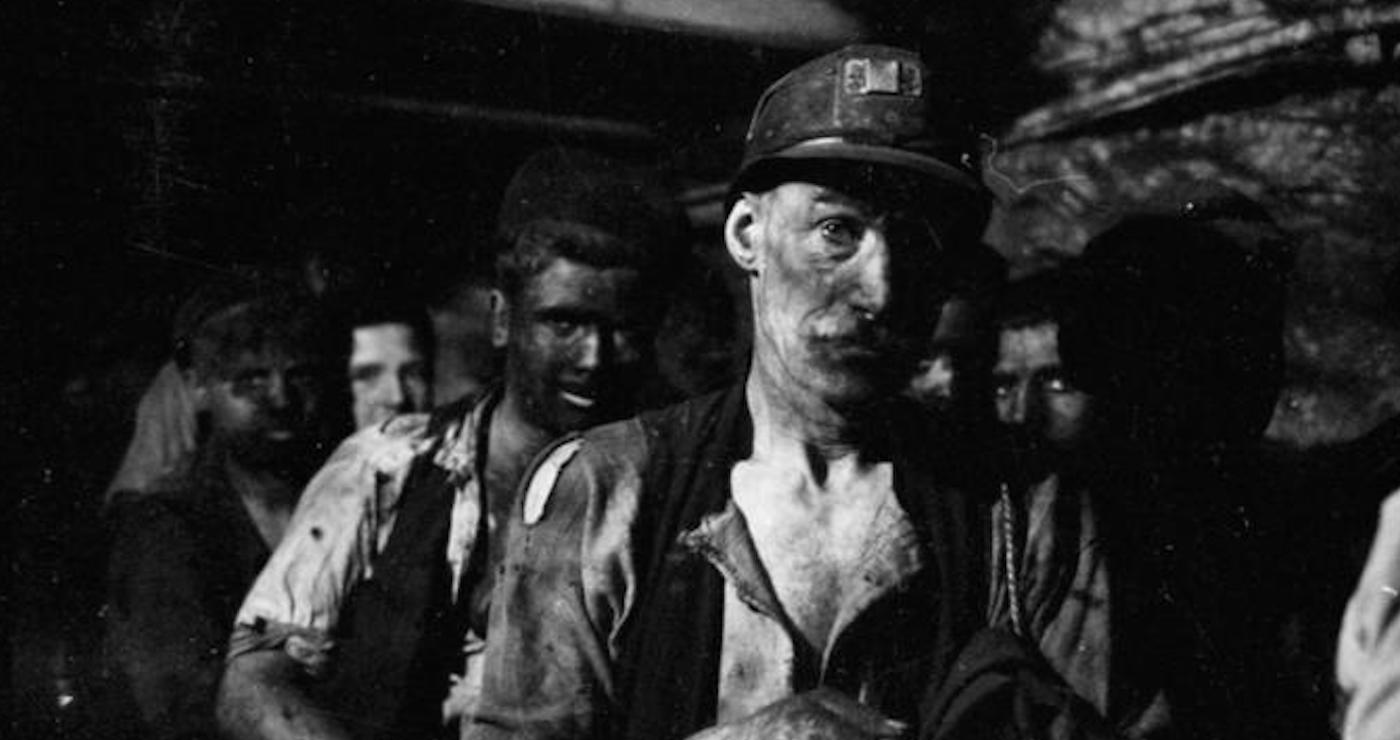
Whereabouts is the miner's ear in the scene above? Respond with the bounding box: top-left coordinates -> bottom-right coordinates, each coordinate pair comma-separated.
489,289 -> 510,349
724,196 -> 762,274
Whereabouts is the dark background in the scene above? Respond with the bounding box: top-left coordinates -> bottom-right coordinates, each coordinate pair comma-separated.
7,1 -> 1400,737
5,3 -> 821,734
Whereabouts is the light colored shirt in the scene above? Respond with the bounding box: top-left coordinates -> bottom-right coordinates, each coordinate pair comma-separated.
229,392 -> 497,713
1337,487 -> 1400,740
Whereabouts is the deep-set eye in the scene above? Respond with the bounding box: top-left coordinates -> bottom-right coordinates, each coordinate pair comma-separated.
399,361 -> 428,384
817,217 -> 862,249
349,364 -> 382,383
545,318 -> 585,339
1042,374 -> 1075,394
230,372 -> 274,398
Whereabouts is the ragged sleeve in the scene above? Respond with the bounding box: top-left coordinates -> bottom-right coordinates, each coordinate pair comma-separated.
227,414 -> 432,673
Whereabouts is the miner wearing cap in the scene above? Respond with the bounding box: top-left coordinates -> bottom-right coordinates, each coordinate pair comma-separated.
465,46 -> 1173,740
216,148 -> 685,740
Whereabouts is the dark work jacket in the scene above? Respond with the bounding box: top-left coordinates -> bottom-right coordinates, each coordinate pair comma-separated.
313,396 -> 484,740
609,384 -> 1000,739
106,445 -> 273,740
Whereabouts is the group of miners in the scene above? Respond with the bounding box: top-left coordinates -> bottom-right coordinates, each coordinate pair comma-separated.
99,43 -> 1400,740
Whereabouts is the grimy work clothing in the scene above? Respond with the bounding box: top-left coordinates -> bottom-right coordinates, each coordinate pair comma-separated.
466,385 -> 1172,740
106,442 -> 274,740
230,392 -> 497,739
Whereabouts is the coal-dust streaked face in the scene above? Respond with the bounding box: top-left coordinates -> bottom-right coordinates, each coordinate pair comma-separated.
741,181 -> 947,410
992,320 -> 1094,469
348,322 -> 429,429
203,345 -> 331,470
505,257 -> 650,436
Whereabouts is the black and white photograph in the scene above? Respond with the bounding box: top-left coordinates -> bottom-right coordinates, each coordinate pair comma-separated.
8,1 -> 1400,739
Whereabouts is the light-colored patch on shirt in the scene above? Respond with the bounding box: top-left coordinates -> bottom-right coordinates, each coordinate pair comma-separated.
522,439 -> 583,526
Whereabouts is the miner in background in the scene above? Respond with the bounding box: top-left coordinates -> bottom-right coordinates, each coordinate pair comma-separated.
980,264 -> 1235,738
106,279 -> 340,740
466,45 -> 1172,740
335,291 -> 435,430
1075,202 -> 1292,738
907,244 -> 1003,426
217,148 -> 686,740
986,270 -> 1098,487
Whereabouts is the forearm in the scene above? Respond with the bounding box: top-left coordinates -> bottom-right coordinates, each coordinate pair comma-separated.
217,651 -> 351,740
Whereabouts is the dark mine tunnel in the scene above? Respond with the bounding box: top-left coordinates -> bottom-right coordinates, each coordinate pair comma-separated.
7,1 -> 1400,739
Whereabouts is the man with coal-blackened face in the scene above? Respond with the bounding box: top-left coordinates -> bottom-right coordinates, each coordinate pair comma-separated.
465,45 -> 1182,740
733,170 -> 949,417
497,233 -> 652,440
219,148 -> 683,740
107,284 -> 337,740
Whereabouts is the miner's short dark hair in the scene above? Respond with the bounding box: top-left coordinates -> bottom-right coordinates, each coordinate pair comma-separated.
495,220 -> 672,304
981,267 -> 1098,391
177,278 -> 335,382
329,290 -> 435,369
493,148 -> 686,308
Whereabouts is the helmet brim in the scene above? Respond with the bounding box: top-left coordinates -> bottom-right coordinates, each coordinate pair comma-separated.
733,138 -> 982,198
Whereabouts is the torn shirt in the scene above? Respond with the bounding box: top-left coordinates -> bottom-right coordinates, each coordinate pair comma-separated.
228,391 -> 497,707
465,401 -> 1136,740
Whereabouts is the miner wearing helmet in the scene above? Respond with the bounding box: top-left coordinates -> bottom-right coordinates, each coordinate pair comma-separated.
466,46 -> 1175,740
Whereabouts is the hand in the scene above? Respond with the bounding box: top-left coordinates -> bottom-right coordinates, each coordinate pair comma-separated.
690,688 -> 909,740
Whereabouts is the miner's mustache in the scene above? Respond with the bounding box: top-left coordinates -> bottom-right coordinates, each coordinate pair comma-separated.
811,327 -> 916,356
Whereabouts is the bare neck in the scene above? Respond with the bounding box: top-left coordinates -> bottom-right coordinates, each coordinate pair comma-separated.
223,454 -> 299,549
432,344 -> 489,407
745,369 -> 877,475
487,388 -> 555,493
223,455 -> 299,507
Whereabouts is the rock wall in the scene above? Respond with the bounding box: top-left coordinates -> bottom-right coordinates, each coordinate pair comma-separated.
975,0 -> 1400,447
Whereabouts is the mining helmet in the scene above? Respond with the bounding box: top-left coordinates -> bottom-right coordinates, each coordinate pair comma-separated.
732,44 -> 983,198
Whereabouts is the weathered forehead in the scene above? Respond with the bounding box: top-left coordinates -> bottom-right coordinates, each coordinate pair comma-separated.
756,179 -> 959,244
350,322 -> 425,360
759,181 -> 876,214
995,321 -> 1062,371
517,257 -> 643,306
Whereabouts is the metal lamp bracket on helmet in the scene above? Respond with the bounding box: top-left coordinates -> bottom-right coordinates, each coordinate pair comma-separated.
843,58 -> 921,98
